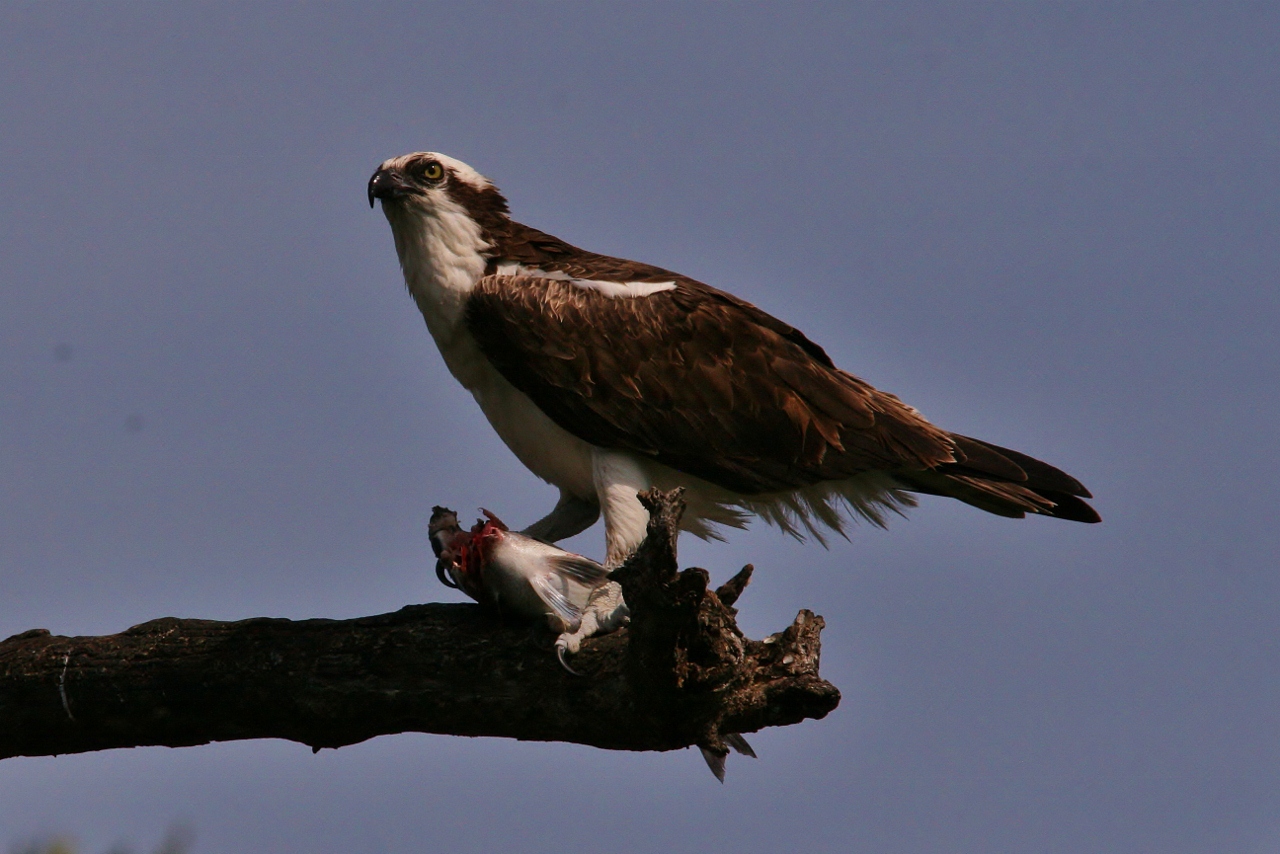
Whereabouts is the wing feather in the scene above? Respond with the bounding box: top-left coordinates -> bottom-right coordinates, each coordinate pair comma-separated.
464,274 -> 956,495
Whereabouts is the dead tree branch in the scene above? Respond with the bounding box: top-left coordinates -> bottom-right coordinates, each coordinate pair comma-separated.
0,490 -> 839,763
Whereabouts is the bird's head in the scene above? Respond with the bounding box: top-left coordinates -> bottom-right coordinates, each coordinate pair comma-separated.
368,151 -> 510,232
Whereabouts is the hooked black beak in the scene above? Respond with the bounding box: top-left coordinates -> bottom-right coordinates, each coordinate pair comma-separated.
367,167 -> 411,208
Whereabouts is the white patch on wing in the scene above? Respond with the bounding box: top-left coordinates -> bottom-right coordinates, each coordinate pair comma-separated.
573,279 -> 677,298
494,262 -> 676,299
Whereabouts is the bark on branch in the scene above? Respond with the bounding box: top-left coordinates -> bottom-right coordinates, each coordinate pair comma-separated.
0,490 -> 839,764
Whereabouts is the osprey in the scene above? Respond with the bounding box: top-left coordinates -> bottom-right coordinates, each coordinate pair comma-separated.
368,152 -> 1099,571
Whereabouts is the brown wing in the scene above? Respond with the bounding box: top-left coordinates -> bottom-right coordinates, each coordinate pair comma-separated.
464,274 -> 959,495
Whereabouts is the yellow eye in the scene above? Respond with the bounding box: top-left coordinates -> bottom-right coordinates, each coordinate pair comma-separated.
421,160 -> 445,182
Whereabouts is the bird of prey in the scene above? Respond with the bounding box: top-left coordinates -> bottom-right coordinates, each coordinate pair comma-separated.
368,152 -> 1099,574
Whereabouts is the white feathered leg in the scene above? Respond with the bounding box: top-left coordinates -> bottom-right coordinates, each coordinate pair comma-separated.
592,449 -> 652,567
551,449 -> 648,666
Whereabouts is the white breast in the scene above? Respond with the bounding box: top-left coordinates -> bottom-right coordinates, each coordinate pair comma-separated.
462,346 -> 598,499
384,203 -> 597,499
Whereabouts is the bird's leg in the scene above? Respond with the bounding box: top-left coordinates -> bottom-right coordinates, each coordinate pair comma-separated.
553,581 -> 630,672
519,491 -> 600,544
592,450 -> 652,568
551,451 -> 651,667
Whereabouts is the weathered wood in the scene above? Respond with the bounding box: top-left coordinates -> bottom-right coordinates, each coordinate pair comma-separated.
0,490 -> 839,762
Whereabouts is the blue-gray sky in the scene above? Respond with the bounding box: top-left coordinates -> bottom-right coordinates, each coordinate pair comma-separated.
2,3 -> 1278,852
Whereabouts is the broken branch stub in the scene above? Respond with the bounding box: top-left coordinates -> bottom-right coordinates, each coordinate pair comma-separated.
607,488 -> 839,756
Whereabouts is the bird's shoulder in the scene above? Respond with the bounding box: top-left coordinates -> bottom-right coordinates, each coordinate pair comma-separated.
478,218 -> 838,368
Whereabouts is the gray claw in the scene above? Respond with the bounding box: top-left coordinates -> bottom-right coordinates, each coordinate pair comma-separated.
556,644 -> 582,676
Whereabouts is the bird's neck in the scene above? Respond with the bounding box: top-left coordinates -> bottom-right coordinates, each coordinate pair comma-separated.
385,201 -> 491,344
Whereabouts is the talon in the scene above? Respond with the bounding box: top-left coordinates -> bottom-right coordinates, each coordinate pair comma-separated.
435,556 -> 460,589
555,641 -> 582,676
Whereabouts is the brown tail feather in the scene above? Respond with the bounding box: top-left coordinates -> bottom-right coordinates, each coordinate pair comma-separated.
898,436 -> 1100,523
1028,490 -> 1100,523
948,434 -> 1093,498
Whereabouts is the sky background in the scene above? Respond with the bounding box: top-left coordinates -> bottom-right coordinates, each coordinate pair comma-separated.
1,2 -> 1278,852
